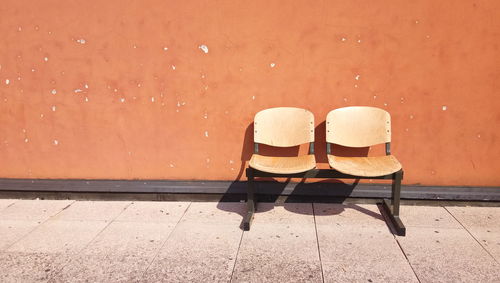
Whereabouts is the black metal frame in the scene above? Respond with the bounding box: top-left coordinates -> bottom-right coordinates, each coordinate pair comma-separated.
244,141 -> 406,236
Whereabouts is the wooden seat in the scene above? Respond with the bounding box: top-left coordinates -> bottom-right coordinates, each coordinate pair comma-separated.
327,155 -> 402,177
249,154 -> 316,174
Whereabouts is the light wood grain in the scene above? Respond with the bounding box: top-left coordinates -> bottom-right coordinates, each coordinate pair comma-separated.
249,154 -> 316,174
254,107 -> 314,147
327,154 -> 402,177
326,106 -> 391,147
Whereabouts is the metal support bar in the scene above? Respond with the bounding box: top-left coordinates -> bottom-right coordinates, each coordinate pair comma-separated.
385,142 -> 391,155
248,168 -> 394,180
382,170 -> 406,236
309,142 -> 315,154
244,168 -> 255,231
254,143 -> 259,154
245,167 -> 407,236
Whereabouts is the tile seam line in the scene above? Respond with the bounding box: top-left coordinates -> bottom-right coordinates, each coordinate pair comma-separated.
393,237 -> 422,283
1,200 -> 76,252
443,206 -> 499,264
312,203 -> 325,283
229,216 -> 245,283
140,201 -> 193,279
378,204 -> 421,283
48,201 -> 134,280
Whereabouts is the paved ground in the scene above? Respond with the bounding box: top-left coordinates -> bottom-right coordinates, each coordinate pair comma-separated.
0,199 -> 498,282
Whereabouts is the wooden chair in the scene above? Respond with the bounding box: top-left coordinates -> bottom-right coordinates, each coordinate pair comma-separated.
244,107 -> 316,230
326,106 -> 405,235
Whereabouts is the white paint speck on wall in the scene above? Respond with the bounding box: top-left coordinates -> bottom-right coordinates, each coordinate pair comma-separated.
204,131 -> 209,137
44,57 -> 48,62
442,105 -> 447,111
163,47 -> 168,51
171,65 -> 176,70
76,39 -> 86,44
53,140 -> 59,145
199,44 -> 209,53
355,74 -> 360,80
51,89 -> 57,95
270,63 -> 276,68
5,79 -> 9,85
51,106 -> 56,112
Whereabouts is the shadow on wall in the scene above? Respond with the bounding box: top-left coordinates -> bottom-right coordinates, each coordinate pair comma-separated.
216,120 -> 373,229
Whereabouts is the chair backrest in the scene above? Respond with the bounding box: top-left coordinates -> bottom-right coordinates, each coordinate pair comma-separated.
326,106 -> 391,147
254,107 -> 314,147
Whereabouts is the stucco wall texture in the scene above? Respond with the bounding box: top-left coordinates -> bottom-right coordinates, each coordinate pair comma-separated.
1,1 -> 499,186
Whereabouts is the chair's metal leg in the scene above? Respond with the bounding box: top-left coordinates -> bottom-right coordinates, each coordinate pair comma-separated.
243,170 -> 255,231
382,170 -> 406,236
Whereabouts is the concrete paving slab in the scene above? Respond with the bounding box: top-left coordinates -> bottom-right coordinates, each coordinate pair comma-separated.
252,203 -> 316,225
144,202 -> 244,282
54,222 -> 175,282
397,227 -> 500,283
51,254 -> 154,282
314,203 -> 388,228
445,206 -> 500,228
315,204 -> 417,282
7,220 -> 108,253
232,203 -> 322,283
83,221 -> 174,255
0,200 -> 74,221
115,201 -> 190,223
178,201 -> 244,225
51,201 -> 131,221
0,251 -> 71,282
400,205 -> 462,228
446,206 -> 500,261
466,227 -> 500,261
0,220 -> 40,251
0,199 -> 17,211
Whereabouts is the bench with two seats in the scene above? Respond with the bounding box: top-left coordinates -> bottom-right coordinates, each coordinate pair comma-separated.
244,106 -> 406,236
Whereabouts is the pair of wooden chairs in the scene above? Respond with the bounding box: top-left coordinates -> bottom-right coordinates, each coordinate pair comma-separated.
244,106 -> 406,236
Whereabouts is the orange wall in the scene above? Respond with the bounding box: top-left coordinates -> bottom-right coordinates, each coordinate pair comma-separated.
1,0 -> 499,186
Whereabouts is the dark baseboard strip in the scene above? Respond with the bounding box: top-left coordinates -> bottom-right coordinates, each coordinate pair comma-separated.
0,179 -> 498,201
